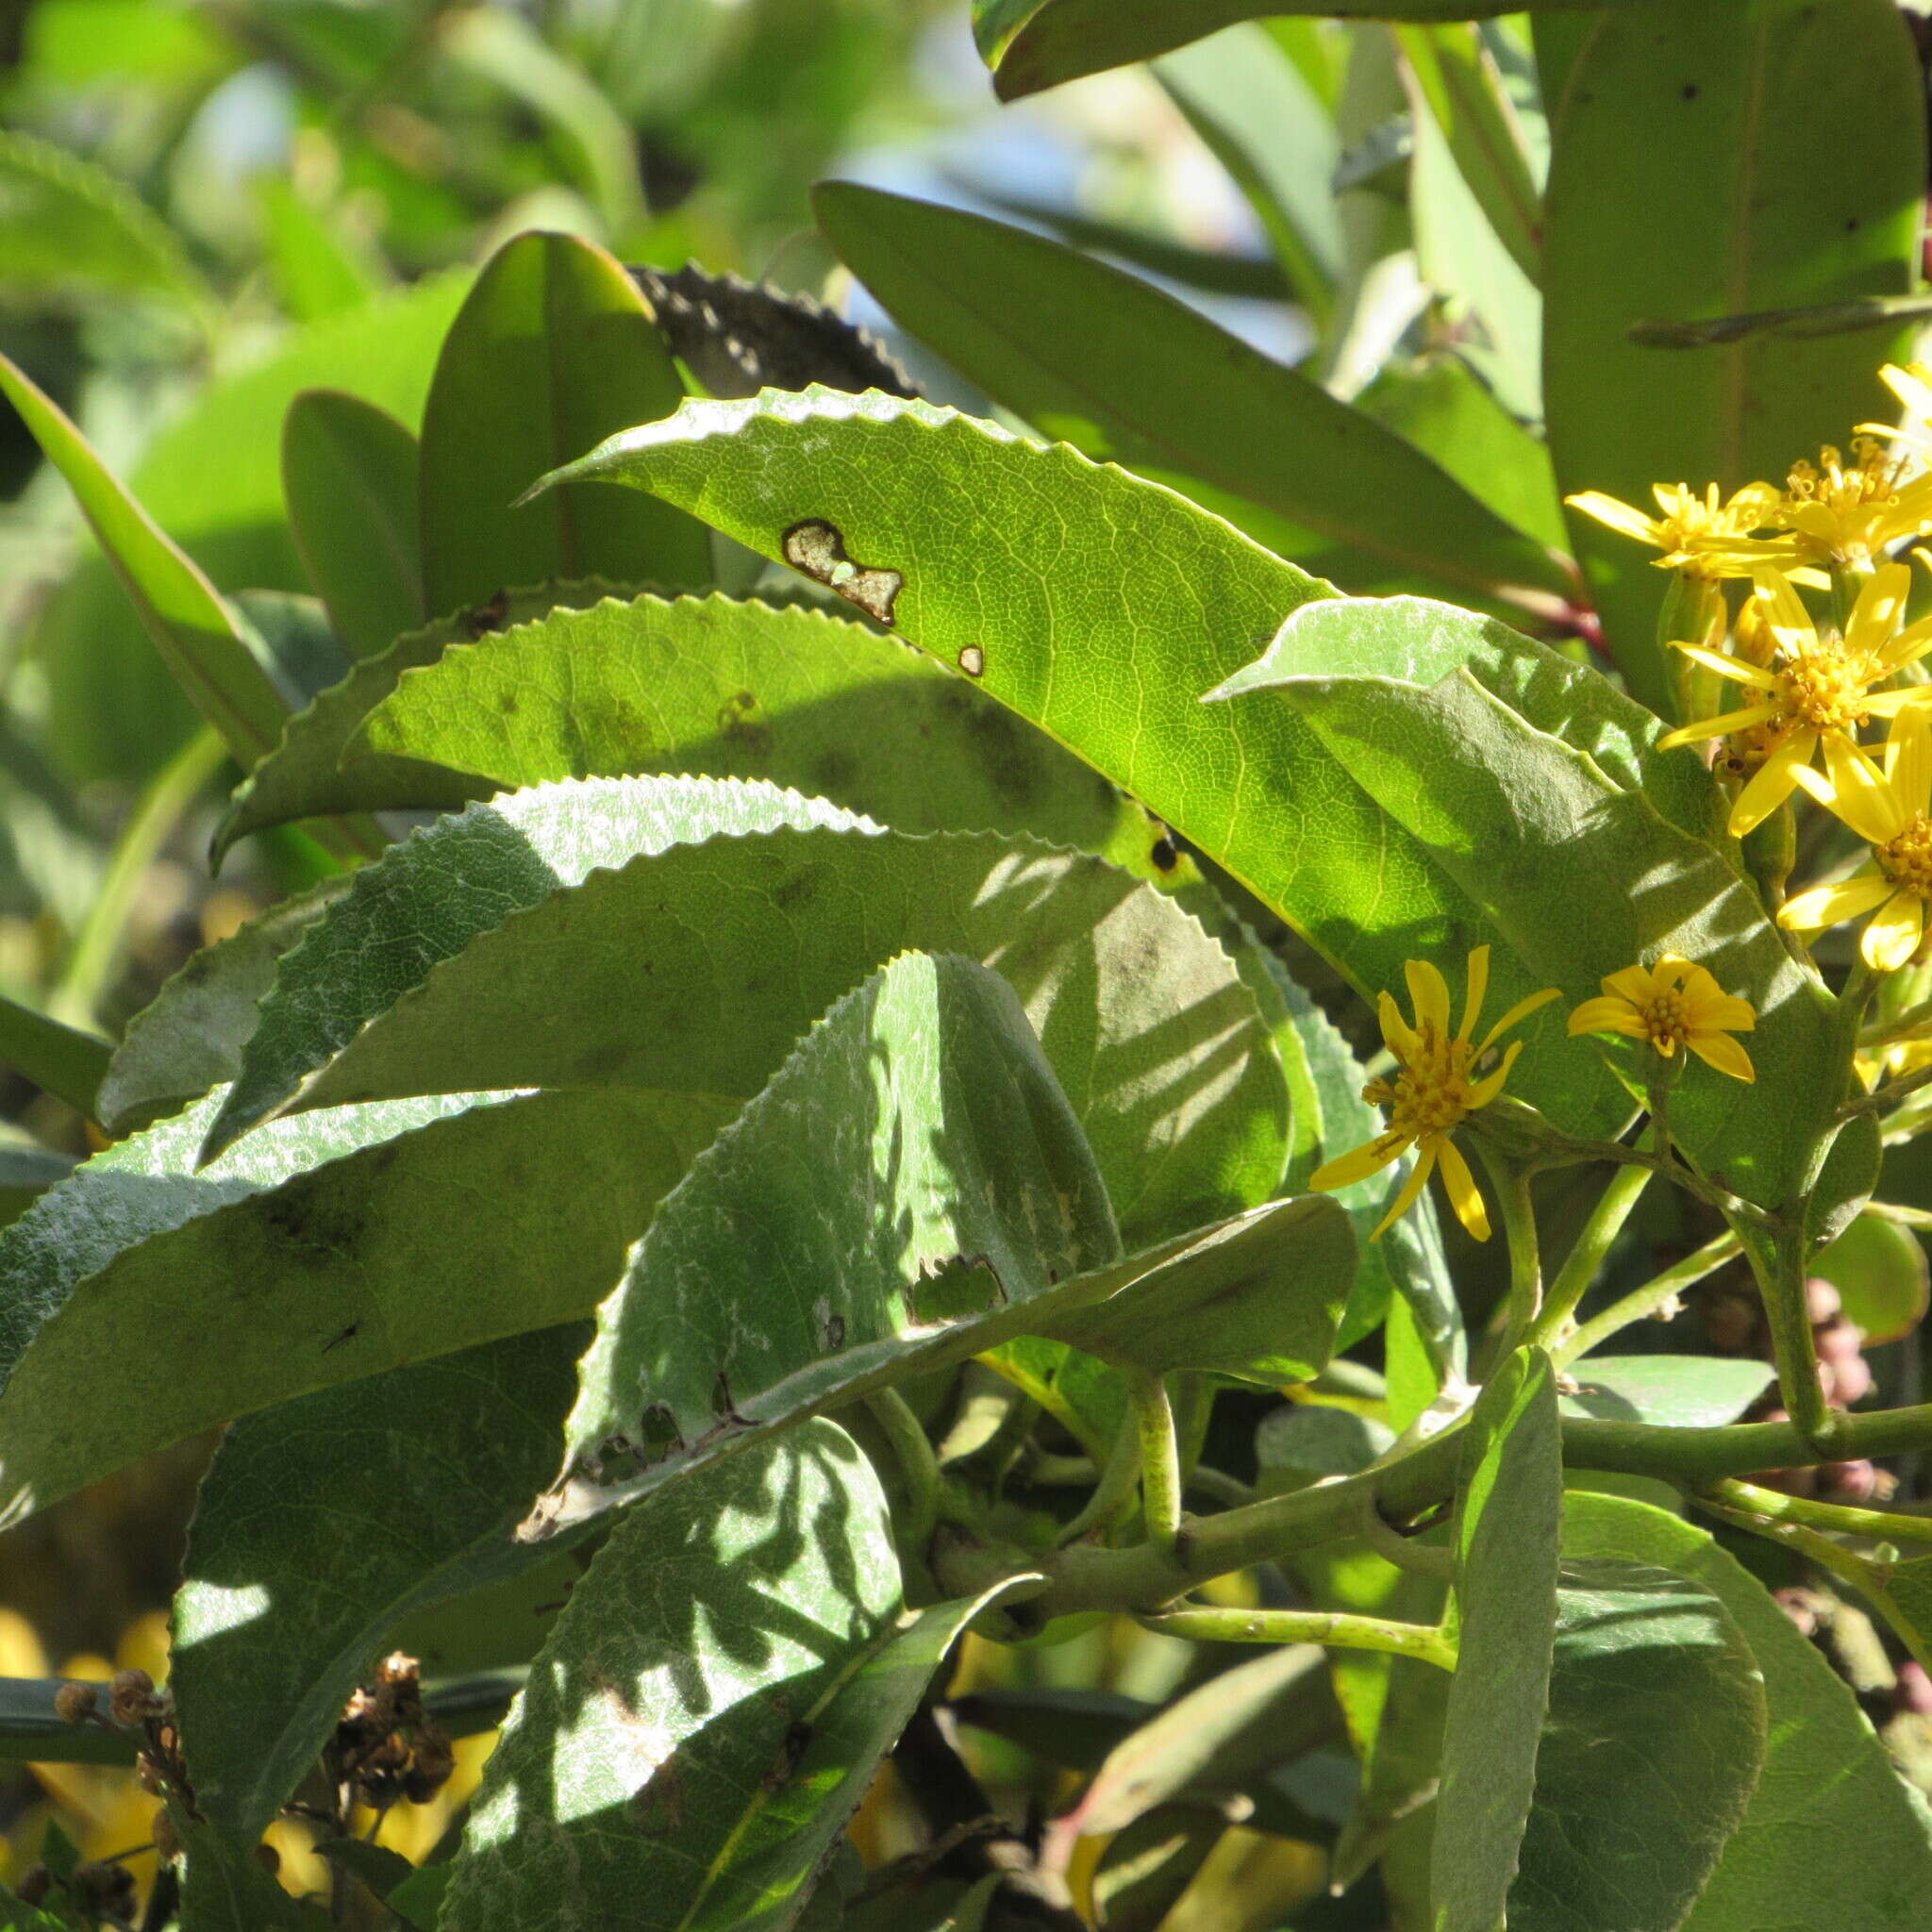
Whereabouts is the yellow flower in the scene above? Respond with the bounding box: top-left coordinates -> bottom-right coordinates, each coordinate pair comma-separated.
1858,360 -> 1932,466
1310,946 -> 1557,1242
1657,561 -> 1932,836
1780,707 -> 1932,971
1566,956 -> 1756,1082
1566,481 -> 1783,580
1770,438 -> 1932,572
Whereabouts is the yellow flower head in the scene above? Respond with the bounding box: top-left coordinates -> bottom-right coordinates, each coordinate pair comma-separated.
1567,956 -> 1756,1082
1768,438 -> 1932,572
1858,360 -> 1932,467
1309,946 -> 1557,1243
1566,481 -> 1782,580
1780,706 -> 1932,971
1657,561 -> 1932,836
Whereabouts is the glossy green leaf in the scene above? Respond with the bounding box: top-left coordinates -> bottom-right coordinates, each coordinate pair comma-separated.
1811,1210 -> 1929,1346
1433,1347 -> 1562,1932
206,777 -> 1289,1246
0,351 -> 290,770
172,1327 -> 590,1841
33,273 -> 469,780
347,591 -> 1131,851
972,0 -> 1624,101
1212,591 -> 1844,1208
0,993 -> 108,1117
1394,25 -> 1540,284
0,1086 -> 730,1524
418,231 -> 707,618
1558,1355 -> 1775,1427
515,391 -> 1613,1160
949,1687 -> 1154,1774
441,1419 -> 1018,1932
814,185 -> 1566,612
1507,1559 -> 1764,1932
1542,0 -> 1925,708
282,391 -> 425,658
1563,1492 -> 1932,1932
0,128 -> 213,324
216,578 -> 625,860
1152,26 -> 1341,326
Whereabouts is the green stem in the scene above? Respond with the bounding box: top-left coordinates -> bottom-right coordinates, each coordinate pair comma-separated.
1699,1476 -> 1932,1550
1867,1200 -> 1932,1232
1690,1488 -> 1887,1592
1527,1158 -> 1653,1352
1474,1141 -> 1541,1356
1128,1367 -> 1183,1556
1136,1605 -> 1457,1672
1741,1219 -> 1840,1454
1845,1057 -> 1932,1120
52,728 -> 225,1029
1554,1230 -> 1740,1366
1054,1412 -> 1142,1548
866,1390 -> 941,1558
1859,991 -> 1932,1047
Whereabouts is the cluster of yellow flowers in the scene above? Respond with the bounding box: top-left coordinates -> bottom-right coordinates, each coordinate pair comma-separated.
1574,361 -> 1932,973
1312,946 -> 1753,1242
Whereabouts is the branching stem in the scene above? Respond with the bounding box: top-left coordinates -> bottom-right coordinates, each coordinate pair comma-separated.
1135,1605 -> 1457,1671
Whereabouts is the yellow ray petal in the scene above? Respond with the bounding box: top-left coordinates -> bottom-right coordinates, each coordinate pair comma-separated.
1750,566 -> 1816,648
1864,891 -> 1925,972
1564,491 -> 1658,543
1602,963 -> 1657,1005
1405,958 -> 1451,1036
1657,703 -> 1783,750
1433,1136 -> 1490,1241
1671,641 -> 1778,690
1891,707 -> 1932,816
1371,1142 -> 1439,1242
1458,944 -> 1491,1042
1567,997 -> 1646,1038
1467,1038 -> 1525,1108
1728,728 -> 1817,837
1779,870 -> 1894,932
1813,733 -> 1907,845
1377,990 -> 1417,1059
1479,986 -> 1559,1051
1312,1132 -> 1410,1193
1687,1029 -> 1755,1082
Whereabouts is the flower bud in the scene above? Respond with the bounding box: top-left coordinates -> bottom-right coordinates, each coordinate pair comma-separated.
54,1680 -> 97,1724
109,1666 -> 156,1726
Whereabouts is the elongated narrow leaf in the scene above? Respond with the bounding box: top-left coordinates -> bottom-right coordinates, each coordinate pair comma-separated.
973,0 -> 1625,101
0,353 -> 290,768
1507,1560 -> 1764,1932
441,1419 -> 1016,1932
34,273 -> 468,782
419,231 -> 708,616
172,1328 -> 590,1841
814,184 -> 1565,612
0,994 -> 109,1117
1433,1347 -> 1562,1932
1217,594 -> 1843,1208
518,393 -> 1624,1156
207,776 -> 1289,1245
1563,1493 -> 1932,1932
282,391 -> 425,658
348,592 -> 1132,851
217,578 -> 626,859
0,1087 -> 730,1524
1542,0 -> 1924,707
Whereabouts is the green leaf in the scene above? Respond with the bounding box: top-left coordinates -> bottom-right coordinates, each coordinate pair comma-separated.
345,591 -> 1131,852
0,993 -> 109,1117
33,273 -> 470,781
949,1687 -> 1155,1774
972,0 -> 1624,102
256,177 -> 391,324
0,128 -> 214,325
0,1086 -> 730,1523
1089,1805 -> 1227,1932
0,352 -> 291,770
216,579 -> 625,861
418,231 -> 707,618
172,1328 -> 590,1841
1562,1492 -> 1932,1932
175,1812 -> 334,1932
282,391 -> 425,658
1507,1559 -> 1765,1932
1558,1355 -> 1775,1427
0,1145 -> 75,1234
513,392 -> 1602,1153
1151,25 -> 1342,326
1811,1210 -> 1929,1346
813,185 -> 1567,612
1868,1555 -> 1932,1674
1541,0 -> 1926,707
1394,25 -> 1541,284
1433,1346 -> 1562,1932
1212,591 -> 1843,1208
440,1418 -> 1019,1932
206,776 -> 1289,1246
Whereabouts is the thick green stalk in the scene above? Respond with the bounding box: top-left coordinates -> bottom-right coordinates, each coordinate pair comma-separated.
1475,1141 -> 1541,1353
1128,1367 -> 1183,1556
866,1389 -> 941,1558
1527,1158 -> 1652,1352
1699,1477 -> 1932,1550
1137,1606 -> 1457,1671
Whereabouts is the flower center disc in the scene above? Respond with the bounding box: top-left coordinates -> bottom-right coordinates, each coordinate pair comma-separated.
1635,991 -> 1690,1055
1776,646 -> 1875,732
1881,814 -> 1932,896
1370,1025 -> 1478,1139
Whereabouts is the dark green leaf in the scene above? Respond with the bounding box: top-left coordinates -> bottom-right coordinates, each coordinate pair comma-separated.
418,231 -> 707,617
1433,1346 -> 1562,1932
0,1087 -> 729,1522
282,390 -> 425,658
813,184 -> 1566,612
1507,1559 -> 1765,1932
0,994 -> 108,1117
207,777 -> 1289,1247
230,591 -> 350,708
440,1418 -> 1019,1932
1542,0 -> 1924,707
0,1145 -> 75,1233
1562,1493 -> 1932,1932
172,1329 -> 590,1841
948,1687 -> 1155,1774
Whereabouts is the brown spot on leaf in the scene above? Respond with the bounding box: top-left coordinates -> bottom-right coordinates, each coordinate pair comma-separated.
782,519 -> 903,625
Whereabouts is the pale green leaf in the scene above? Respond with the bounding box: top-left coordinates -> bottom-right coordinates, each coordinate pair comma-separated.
0,992 -> 109,1117
1558,1356 -> 1775,1427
